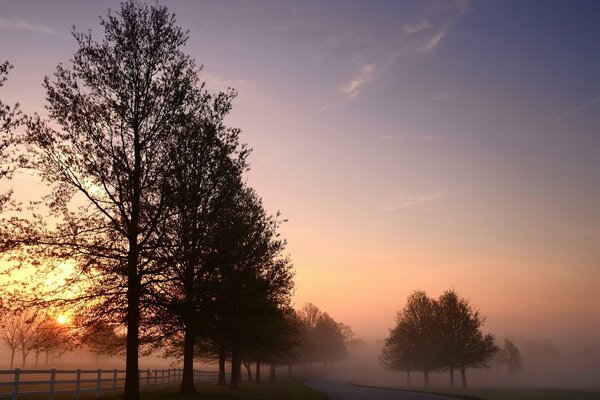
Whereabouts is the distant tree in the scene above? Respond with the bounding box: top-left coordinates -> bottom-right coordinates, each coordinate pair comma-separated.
495,338 -> 523,376
386,291 -> 440,387
0,313 -> 21,368
435,289 -> 498,388
380,318 -> 416,386
80,321 -> 126,361
295,304 -> 350,373
7,3 -> 207,399
30,318 -> 70,366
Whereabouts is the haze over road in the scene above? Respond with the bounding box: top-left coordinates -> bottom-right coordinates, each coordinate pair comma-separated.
306,378 -> 452,400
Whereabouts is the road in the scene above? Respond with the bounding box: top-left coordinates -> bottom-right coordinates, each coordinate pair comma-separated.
305,378 -> 453,400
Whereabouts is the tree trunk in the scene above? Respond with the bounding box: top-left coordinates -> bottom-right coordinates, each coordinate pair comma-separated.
10,349 -> 15,369
244,361 -> 252,382
218,347 -> 226,385
450,368 -> 455,388
406,370 -> 410,386
22,349 -> 27,367
423,369 -> 429,387
270,364 -> 276,381
123,246 -> 141,400
35,351 -> 39,366
180,323 -> 196,394
255,362 -> 261,383
460,367 -> 467,388
230,347 -> 240,389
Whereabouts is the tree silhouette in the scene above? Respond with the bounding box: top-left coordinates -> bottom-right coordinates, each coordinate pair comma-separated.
18,2 -> 207,398
382,289 -> 497,388
495,338 -> 523,376
435,289 -> 497,387
0,61 -> 22,228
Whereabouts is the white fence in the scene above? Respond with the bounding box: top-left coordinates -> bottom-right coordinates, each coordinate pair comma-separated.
0,368 -> 219,400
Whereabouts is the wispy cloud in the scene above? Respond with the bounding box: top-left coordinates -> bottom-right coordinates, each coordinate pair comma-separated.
378,192 -> 452,212
340,63 -> 376,99
419,25 -> 449,54
202,70 -> 295,123
378,134 -> 444,142
556,96 -> 600,121
0,16 -> 65,36
432,92 -> 450,101
403,20 -> 431,34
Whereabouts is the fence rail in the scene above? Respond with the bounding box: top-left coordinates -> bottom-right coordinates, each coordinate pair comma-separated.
0,368 -> 219,400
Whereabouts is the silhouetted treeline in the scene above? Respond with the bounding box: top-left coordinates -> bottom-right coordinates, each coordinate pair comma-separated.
380,289 -> 497,388
0,2 -> 296,399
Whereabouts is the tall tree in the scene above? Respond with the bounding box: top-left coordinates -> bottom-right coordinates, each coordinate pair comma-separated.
18,3 -> 205,398
147,90 -> 248,394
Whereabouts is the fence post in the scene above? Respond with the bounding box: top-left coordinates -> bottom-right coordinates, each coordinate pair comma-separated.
75,369 -> 81,400
112,369 -> 117,397
147,369 -> 150,388
154,369 -> 158,385
11,368 -> 19,400
96,369 -> 101,399
161,369 -> 165,385
49,369 -> 56,400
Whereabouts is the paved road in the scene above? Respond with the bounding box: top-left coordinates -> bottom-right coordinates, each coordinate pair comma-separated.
305,378 -> 453,400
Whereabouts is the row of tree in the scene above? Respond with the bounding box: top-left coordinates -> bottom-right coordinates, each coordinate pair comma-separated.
0,2 -> 319,399
380,289 -> 498,388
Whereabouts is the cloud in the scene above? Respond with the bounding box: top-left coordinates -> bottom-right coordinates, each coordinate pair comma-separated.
556,96 -> 600,121
201,70 -> 295,123
378,134 -> 444,142
0,16 -> 64,36
403,20 -> 431,34
378,192 -> 452,212
419,26 -> 449,54
432,92 -> 450,100
340,63 -> 376,99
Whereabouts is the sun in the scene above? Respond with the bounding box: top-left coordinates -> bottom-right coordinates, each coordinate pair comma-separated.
57,315 -> 68,325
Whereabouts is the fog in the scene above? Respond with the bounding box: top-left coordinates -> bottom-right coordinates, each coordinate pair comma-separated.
328,338 -> 600,391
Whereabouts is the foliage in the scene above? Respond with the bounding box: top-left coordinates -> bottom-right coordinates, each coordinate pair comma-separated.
381,289 -> 498,388
494,338 -> 523,375
294,303 -> 351,367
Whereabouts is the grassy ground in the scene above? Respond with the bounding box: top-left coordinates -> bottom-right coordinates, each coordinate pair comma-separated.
11,381 -> 326,400
141,381 -> 326,400
353,383 -> 600,400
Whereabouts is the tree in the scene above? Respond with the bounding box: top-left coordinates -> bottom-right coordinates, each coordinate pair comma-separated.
382,289 -> 497,388
435,289 -> 497,388
495,338 -> 523,376
147,90 -> 248,394
0,61 -> 21,212
0,313 -> 22,368
295,304 -> 350,373
16,3 -> 206,398
205,188 -> 295,390
30,318 -> 70,366
388,291 -> 440,387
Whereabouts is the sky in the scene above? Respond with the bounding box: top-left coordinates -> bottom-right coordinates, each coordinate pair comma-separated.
1,0 -> 599,347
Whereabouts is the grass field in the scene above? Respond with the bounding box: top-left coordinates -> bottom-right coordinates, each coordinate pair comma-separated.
13,381 -> 326,400
353,383 -> 600,400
